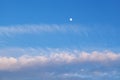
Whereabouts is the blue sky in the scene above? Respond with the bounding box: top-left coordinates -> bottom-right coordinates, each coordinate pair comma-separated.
0,0 -> 120,80
0,0 -> 120,25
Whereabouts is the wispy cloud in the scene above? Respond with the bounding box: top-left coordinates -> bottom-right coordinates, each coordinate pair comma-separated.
0,24 -> 88,36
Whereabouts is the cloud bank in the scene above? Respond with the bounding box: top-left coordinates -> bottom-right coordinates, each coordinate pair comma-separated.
0,48 -> 120,71
0,48 -> 120,80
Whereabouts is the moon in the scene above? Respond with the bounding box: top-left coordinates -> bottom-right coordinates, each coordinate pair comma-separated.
69,18 -> 72,21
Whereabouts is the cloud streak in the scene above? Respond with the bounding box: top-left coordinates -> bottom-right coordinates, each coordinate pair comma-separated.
0,24 -> 88,36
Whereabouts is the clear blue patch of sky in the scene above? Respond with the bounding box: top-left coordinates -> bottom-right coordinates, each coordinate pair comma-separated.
0,0 -> 120,26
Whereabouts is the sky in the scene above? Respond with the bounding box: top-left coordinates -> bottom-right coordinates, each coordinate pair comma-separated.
0,0 -> 120,80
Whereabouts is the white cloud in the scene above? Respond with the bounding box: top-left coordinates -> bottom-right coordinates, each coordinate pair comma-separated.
62,73 -> 92,78
0,48 -> 120,71
0,24 -> 86,36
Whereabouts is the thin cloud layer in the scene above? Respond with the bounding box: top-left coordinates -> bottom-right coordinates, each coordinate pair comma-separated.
0,24 -> 87,36
0,48 -> 120,71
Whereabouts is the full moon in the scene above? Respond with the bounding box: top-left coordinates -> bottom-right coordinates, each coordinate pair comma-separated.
69,18 -> 72,21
